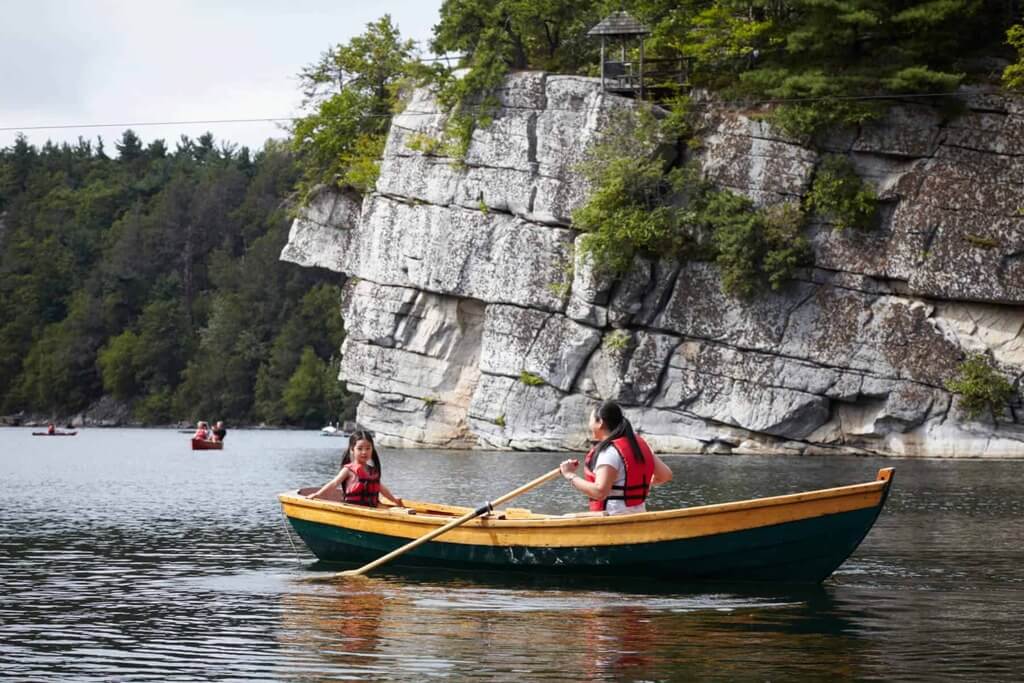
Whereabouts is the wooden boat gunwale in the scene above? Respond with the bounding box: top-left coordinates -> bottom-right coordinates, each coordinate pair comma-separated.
280,468 -> 893,532
280,468 -> 894,555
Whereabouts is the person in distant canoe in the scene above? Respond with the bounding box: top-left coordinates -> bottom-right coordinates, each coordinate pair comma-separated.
308,430 -> 404,508
211,421 -> 227,442
193,421 -> 211,441
47,423 -> 56,435
559,401 -> 673,515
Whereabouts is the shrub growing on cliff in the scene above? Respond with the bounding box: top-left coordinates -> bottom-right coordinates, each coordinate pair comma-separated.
945,354 -> 1016,421
807,156 -> 878,231
573,107 -> 696,276
705,192 -> 811,298
1004,24 -> 1024,90
519,370 -> 545,386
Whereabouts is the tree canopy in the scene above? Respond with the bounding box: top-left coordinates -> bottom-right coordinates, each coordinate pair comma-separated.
0,132 -> 355,427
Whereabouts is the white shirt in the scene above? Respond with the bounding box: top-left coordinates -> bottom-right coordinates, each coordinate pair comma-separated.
594,444 -> 647,515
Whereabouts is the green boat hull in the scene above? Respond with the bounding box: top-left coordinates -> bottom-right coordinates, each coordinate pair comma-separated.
288,505 -> 882,583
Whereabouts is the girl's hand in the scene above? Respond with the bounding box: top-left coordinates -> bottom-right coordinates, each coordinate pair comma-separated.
395,498 -> 405,508
559,458 -> 579,479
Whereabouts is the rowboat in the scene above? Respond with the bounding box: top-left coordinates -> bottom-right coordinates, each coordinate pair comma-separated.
279,468 -> 894,584
191,439 -> 223,450
32,431 -> 77,436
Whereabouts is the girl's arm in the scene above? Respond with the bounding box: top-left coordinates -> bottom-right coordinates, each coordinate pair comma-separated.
308,468 -> 352,500
651,454 -> 673,486
559,458 -> 616,503
378,483 -> 404,507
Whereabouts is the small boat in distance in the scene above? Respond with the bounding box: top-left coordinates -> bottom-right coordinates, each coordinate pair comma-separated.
191,439 -> 223,451
32,430 -> 77,436
280,468 -> 895,584
320,425 -> 346,437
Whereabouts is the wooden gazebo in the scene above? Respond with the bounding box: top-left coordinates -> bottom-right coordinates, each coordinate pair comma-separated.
587,11 -> 689,99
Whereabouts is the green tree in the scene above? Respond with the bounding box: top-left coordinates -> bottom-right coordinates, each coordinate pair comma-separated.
97,329 -> 142,401
283,347 -> 333,426
0,130 -> 340,424
115,129 -> 144,162
293,15 -> 416,194
432,0 -> 601,73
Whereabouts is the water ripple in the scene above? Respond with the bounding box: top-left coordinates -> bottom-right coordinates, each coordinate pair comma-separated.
2,428 -> 1023,680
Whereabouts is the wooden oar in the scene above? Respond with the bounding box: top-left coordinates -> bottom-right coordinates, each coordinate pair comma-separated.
333,466 -> 563,578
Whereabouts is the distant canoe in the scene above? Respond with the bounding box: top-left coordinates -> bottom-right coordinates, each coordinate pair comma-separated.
32,431 -> 77,436
191,439 -> 223,451
280,468 -> 894,584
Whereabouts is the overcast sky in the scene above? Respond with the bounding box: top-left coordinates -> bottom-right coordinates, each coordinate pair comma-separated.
0,0 -> 444,152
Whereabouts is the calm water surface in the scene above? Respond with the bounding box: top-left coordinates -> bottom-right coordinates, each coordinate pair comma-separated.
1,427 -> 1022,681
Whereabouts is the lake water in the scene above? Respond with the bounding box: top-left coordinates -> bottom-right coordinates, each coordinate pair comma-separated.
1,427 -> 1022,681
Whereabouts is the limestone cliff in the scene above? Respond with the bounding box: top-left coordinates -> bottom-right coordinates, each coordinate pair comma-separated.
282,72 -> 1024,457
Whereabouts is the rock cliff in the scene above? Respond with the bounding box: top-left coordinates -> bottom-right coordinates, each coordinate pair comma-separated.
282,72 -> 1024,457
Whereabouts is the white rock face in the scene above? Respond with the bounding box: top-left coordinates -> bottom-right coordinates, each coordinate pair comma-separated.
283,74 -> 1024,457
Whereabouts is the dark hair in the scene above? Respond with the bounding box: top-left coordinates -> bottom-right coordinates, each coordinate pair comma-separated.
592,401 -> 644,463
341,430 -> 382,474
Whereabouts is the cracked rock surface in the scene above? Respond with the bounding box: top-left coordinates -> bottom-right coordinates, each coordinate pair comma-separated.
283,74 -> 1024,457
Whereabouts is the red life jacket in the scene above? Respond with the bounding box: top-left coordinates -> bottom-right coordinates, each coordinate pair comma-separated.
583,435 -> 656,512
343,462 -> 381,507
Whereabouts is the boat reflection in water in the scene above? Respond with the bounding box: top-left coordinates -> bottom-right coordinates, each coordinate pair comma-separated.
280,587 -> 387,655
277,570 -> 871,681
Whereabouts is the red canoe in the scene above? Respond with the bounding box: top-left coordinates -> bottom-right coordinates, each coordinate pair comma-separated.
32,431 -> 77,436
191,438 -> 223,450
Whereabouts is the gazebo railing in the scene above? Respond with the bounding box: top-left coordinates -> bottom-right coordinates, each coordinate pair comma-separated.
601,57 -> 692,95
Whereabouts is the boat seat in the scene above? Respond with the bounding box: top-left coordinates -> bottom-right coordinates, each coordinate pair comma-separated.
501,507 -> 537,519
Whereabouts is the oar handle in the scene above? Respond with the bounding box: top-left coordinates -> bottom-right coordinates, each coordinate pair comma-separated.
338,466 -> 562,577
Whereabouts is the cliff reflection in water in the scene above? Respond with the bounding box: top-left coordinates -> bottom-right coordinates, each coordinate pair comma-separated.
277,573 -> 870,681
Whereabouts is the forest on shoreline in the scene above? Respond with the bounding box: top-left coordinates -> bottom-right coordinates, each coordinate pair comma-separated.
0,134 -> 353,427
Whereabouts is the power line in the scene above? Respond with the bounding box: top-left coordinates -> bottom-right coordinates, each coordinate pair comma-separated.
0,117 -> 298,133
0,89 -> 972,135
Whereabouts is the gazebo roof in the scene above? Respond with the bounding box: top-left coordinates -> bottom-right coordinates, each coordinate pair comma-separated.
587,11 -> 650,37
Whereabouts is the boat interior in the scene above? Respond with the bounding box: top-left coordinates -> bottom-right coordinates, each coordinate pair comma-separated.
291,468 -> 892,524
294,486 -> 598,520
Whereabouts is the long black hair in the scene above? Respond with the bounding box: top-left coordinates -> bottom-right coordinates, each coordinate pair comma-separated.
591,401 -> 644,463
340,429 -> 382,473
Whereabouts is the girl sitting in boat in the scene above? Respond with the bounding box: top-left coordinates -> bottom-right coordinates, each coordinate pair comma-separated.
308,430 -> 404,508
559,401 -> 673,515
193,421 -> 211,441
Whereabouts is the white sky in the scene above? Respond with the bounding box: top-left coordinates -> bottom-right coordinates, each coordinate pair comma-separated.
0,0 -> 444,152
